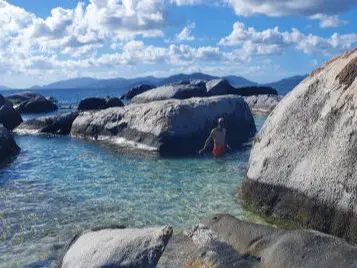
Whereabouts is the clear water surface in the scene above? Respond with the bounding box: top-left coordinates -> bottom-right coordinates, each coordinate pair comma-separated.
0,87 -> 267,267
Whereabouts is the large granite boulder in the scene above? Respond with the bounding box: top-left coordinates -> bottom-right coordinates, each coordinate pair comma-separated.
77,97 -> 124,111
0,125 -> 20,166
120,84 -> 155,100
196,214 -> 357,268
132,80 -> 207,104
16,112 -> 79,135
0,94 -> 23,130
243,94 -> 282,115
56,226 -> 173,268
71,95 -> 256,156
206,79 -> 235,96
235,86 -> 277,96
6,92 -> 58,113
242,48 -> 357,241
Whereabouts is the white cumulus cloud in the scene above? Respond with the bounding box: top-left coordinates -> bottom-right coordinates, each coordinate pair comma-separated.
176,23 -> 196,42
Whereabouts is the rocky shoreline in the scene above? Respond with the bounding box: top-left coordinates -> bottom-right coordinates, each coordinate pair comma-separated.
2,48 -> 357,267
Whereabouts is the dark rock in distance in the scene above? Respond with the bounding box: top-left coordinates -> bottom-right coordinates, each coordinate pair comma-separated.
206,79 -> 235,96
234,86 -> 278,96
0,94 -> 23,130
6,92 -> 58,114
77,97 -> 124,111
120,84 -> 155,100
0,125 -> 20,167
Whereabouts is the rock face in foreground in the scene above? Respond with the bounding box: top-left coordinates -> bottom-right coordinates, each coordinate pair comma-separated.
193,214 -> 357,268
16,112 -> 79,135
121,84 -> 155,100
71,95 -> 256,156
243,94 -> 282,115
77,97 -> 124,111
6,92 -> 58,114
57,226 -> 172,268
132,80 -> 207,104
0,94 -> 23,130
0,125 -> 20,166
242,48 -> 357,241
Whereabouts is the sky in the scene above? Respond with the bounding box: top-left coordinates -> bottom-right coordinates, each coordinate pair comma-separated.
1,0 -> 357,88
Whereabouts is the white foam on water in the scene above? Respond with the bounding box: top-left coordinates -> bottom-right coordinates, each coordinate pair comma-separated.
113,137 -> 158,151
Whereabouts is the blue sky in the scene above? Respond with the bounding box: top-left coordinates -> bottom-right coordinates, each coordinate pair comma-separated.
1,0 -> 357,88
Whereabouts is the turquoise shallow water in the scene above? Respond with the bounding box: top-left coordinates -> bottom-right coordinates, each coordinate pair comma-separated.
0,114 -> 266,267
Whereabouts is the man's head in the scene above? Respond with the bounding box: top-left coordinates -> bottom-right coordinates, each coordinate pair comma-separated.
218,117 -> 224,128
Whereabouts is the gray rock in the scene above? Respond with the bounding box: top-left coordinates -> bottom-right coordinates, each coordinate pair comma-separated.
77,97 -> 124,111
120,84 -> 155,100
57,226 -> 173,268
0,125 -> 20,166
0,94 -> 23,130
71,95 -> 256,156
132,80 -> 207,104
6,92 -> 58,114
243,94 -> 282,115
206,79 -> 235,96
242,48 -> 357,241
201,214 -> 357,268
16,112 -> 79,135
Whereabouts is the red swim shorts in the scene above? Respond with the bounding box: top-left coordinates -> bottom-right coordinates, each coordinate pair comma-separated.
213,145 -> 225,157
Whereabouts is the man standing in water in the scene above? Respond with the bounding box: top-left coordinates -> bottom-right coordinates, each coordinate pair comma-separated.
199,117 -> 231,157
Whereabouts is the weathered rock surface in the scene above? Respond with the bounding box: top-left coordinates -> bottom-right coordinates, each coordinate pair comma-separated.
6,92 -> 58,113
235,86 -> 278,96
16,112 -> 79,135
198,214 -> 357,268
0,125 -> 20,166
206,79 -> 235,96
120,84 -> 155,100
0,94 -> 23,130
242,48 -> 357,241
243,94 -> 282,115
57,226 -> 173,268
71,95 -> 256,156
132,80 -> 207,104
77,97 -> 124,111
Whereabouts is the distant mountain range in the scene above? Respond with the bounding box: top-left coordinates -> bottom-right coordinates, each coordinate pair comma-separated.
0,72 -> 309,95
263,75 -> 308,95
0,85 -> 10,90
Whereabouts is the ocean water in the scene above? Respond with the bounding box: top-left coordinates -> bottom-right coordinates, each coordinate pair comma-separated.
0,88 -> 267,267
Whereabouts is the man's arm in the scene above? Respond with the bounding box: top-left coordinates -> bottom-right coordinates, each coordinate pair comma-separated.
199,130 -> 214,154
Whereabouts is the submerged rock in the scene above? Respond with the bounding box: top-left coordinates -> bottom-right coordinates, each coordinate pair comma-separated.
77,97 -> 124,111
16,112 -> 79,135
71,95 -> 256,156
199,214 -> 357,268
57,226 -> 173,268
6,92 -> 58,114
120,84 -> 155,100
242,48 -> 357,241
243,94 -> 282,115
234,86 -> 277,96
0,94 -> 23,130
0,125 -> 20,166
132,80 -> 207,104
